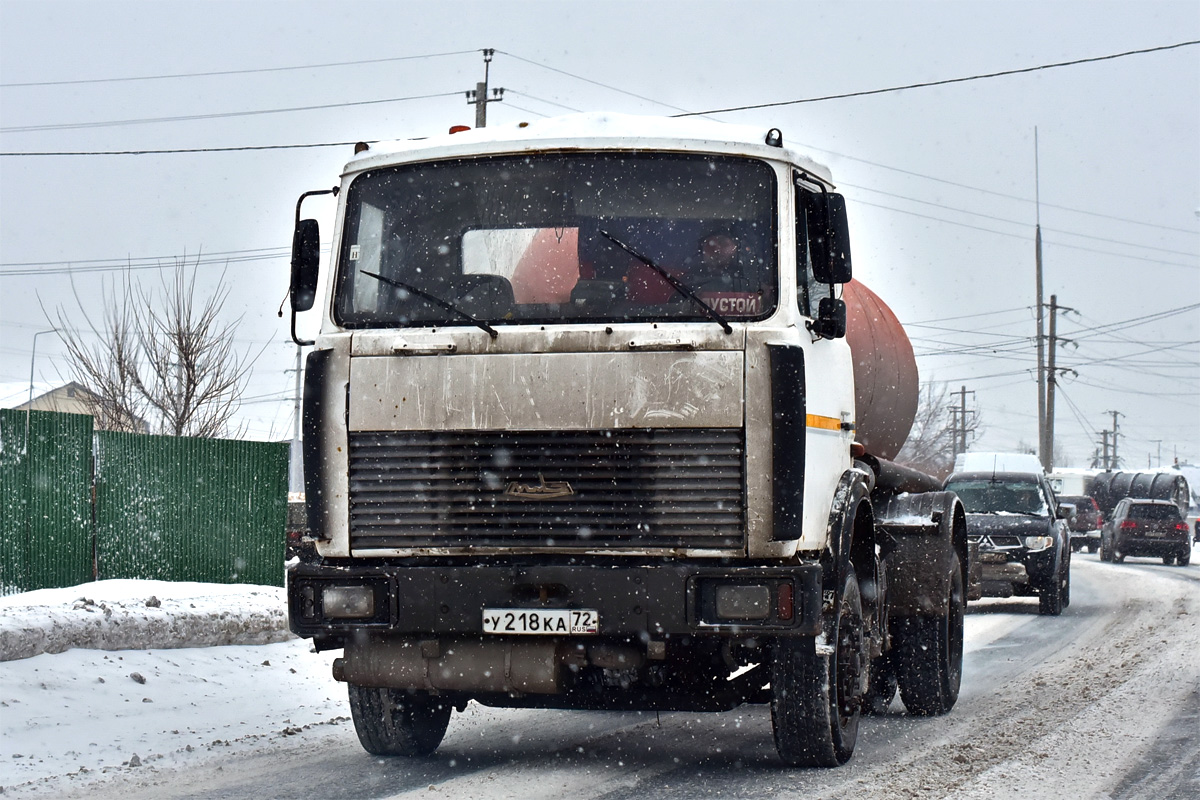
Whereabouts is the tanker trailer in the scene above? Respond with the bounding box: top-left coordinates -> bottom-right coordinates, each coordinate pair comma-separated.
285,113 -> 967,767
1090,471 -> 1191,518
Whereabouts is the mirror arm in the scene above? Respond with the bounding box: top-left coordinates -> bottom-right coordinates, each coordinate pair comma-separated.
290,186 -> 339,347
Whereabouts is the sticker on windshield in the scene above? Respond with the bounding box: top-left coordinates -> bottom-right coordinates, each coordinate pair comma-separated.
349,245 -> 360,261
699,292 -> 762,315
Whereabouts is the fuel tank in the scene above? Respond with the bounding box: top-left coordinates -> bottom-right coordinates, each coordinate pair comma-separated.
842,279 -> 919,461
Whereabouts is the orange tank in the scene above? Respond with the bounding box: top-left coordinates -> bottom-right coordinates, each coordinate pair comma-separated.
842,279 -> 919,461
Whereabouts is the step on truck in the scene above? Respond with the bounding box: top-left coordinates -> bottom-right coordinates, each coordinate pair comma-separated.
285,113 -> 968,767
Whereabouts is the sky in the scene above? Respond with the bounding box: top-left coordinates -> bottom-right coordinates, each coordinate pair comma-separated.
1,0 -> 1197,467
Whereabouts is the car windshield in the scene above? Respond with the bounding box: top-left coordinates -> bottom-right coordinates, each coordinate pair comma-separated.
1128,504 -> 1181,521
945,480 -> 1050,516
333,152 -> 779,328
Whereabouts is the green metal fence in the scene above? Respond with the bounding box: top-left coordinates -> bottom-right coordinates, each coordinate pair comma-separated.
94,432 -> 287,586
0,409 -> 94,594
0,409 -> 287,594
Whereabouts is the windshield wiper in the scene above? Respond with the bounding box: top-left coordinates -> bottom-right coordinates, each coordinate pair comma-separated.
361,271 -> 498,339
599,229 -> 733,334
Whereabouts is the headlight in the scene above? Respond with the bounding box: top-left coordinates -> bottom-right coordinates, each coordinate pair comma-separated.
1023,535 -> 1053,551
322,585 -> 376,618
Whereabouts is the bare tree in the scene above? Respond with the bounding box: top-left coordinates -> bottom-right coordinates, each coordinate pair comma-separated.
896,383 -> 983,480
53,272 -> 149,433
52,256 -> 254,438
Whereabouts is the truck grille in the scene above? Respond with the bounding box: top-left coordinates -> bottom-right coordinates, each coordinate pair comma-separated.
347,429 -> 745,550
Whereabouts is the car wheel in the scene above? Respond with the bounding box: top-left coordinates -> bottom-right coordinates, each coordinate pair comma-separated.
1162,554 -> 1175,566
1114,550 -> 1126,564
865,653 -> 897,716
1039,565 -> 1064,616
1178,548 -> 1191,567
1087,542 -> 1099,554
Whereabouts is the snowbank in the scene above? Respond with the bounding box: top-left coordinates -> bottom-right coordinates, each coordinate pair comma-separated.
0,580 -> 293,662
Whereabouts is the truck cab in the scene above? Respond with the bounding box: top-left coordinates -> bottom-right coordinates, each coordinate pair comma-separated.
286,113 -> 966,767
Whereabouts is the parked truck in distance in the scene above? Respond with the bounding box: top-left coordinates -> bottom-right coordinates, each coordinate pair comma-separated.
284,113 -> 968,767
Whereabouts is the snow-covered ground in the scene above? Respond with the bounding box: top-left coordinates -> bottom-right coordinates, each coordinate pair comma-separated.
0,580 -> 333,796
2,551 -> 1198,799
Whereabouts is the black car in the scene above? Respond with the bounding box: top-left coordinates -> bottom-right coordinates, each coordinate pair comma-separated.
1100,499 -> 1191,566
944,470 -> 1072,616
1059,494 -> 1103,553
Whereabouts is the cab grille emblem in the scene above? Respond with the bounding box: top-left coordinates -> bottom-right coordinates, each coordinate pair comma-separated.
503,473 -> 575,500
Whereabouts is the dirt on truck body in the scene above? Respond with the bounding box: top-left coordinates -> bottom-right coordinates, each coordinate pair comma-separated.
285,113 -> 967,767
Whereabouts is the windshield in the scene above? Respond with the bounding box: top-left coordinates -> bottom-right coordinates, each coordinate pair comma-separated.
945,480 -> 1050,516
333,153 -> 778,328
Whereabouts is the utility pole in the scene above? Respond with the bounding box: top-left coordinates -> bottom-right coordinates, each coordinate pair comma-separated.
466,49 -> 503,128
954,384 -> 975,455
1034,128 -> 1047,471
1044,295 -> 1073,471
1099,430 -> 1110,470
1105,410 -> 1124,470
1149,439 -> 1162,468
287,344 -> 304,493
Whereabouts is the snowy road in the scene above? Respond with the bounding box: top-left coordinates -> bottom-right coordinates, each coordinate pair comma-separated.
3,553 -> 1198,799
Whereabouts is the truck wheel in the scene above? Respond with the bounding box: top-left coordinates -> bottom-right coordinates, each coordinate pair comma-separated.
1038,566 -> 1064,616
770,566 -> 864,766
895,553 -> 964,716
347,684 -> 452,757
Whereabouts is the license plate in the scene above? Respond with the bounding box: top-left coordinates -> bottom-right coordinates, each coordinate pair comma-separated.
483,608 -> 599,635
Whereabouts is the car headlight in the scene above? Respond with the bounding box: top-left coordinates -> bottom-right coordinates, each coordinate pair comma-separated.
1023,535 -> 1053,551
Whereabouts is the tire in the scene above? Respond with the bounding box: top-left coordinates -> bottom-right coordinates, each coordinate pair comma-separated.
347,684 -> 452,757
1061,558 -> 1071,609
1163,554 -> 1176,566
1038,560 -> 1064,616
1178,548 -> 1191,567
1099,539 -> 1111,562
895,553 -> 964,716
865,654 -> 897,716
1114,550 -> 1126,564
771,566 -> 865,767
1087,542 -> 1099,554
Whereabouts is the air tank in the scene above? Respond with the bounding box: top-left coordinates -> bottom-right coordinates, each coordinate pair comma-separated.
842,280 -> 920,462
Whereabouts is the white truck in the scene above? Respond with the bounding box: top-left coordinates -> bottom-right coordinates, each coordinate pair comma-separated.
286,113 -> 968,766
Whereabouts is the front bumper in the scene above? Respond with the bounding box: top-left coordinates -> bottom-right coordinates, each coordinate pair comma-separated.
288,561 -> 823,644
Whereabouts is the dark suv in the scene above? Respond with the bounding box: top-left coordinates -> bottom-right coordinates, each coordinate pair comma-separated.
1100,499 -> 1191,566
944,470 -> 1072,615
1059,494 -> 1103,553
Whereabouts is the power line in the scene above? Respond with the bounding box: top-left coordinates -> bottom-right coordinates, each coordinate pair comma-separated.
0,49 -> 479,88
0,141 -> 372,157
495,50 -> 695,114
853,199 -> 1200,269
842,183 -> 1200,257
675,40 -> 1200,117
2,92 -> 461,134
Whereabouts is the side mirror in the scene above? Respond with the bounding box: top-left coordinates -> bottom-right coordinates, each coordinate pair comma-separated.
290,218 -> 320,312
809,296 -> 846,339
1057,503 -> 1076,520
806,192 -> 853,285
